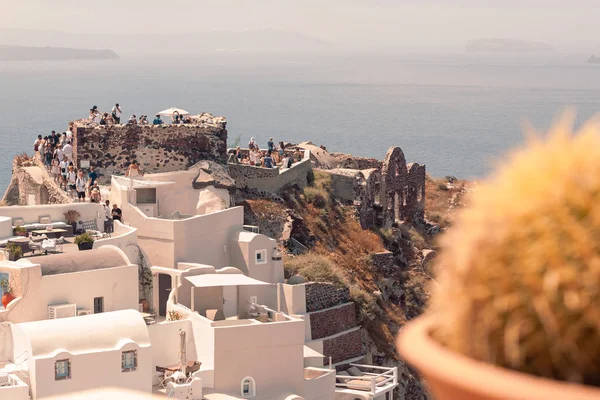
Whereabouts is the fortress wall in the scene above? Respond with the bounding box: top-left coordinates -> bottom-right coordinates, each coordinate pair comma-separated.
70,122 -> 227,182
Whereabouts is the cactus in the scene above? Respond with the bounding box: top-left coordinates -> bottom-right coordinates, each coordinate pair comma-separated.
429,116 -> 600,386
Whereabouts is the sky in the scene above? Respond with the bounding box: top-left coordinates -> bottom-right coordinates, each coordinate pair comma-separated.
1,1 -> 598,51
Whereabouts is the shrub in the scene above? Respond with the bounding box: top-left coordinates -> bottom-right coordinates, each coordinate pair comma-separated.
0,277 -> 11,294
168,310 -> 182,321
5,242 -> 22,260
349,284 -> 377,322
13,226 -> 27,235
74,232 -> 95,245
284,253 -> 345,287
304,186 -> 328,209
63,209 -> 81,224
306,169 -> 315,186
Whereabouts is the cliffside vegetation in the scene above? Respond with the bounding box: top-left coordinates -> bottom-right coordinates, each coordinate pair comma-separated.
242,170 -> 470,399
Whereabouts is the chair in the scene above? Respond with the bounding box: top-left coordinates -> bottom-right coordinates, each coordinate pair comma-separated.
81,220 -> 103,239
41,239 -> 58,254
28,240 -> 42,255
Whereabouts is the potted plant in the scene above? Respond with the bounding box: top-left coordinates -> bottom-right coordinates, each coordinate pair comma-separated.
64,209 -> 81,234
1,277 -> 14,308
74,232 -> 94,251
5,242 -> 22,261
397,122 -> 600,399
13,226 -> 27,237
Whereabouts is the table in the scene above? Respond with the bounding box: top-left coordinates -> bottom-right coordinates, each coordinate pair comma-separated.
31,229 -> 68,238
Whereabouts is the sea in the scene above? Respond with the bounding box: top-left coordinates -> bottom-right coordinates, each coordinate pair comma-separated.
0,51 -> 599,192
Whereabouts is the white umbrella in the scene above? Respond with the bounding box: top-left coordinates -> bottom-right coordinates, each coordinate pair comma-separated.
157,107 -> 190,117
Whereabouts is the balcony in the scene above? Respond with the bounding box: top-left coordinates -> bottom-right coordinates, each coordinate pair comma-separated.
335,363 -> 398,398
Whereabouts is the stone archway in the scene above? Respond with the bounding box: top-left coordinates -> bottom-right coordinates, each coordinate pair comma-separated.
381,147 -> 408,223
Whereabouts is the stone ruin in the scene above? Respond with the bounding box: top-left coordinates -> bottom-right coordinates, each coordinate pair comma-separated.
322,146 -> 426,229
69,113 -> 228,183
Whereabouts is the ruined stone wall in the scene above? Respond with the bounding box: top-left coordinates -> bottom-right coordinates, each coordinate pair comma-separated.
228,156 -> 311,193
380,147 -> 426,224
2,156 -> 71,206
331,153 -> 382,170
70,122 -> 227,182
406,163 -> 426,221
322,329 -> 363,364
305,282 -> 350,312
309,303 -> 357,340
321,169 -> 365,202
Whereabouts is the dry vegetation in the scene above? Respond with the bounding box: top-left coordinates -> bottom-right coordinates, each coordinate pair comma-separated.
425,175 -> 471,229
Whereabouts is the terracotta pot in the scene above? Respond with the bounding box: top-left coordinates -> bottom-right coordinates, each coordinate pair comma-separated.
2,293 -> 14,308
139,299 -> 149,313
397,316 -> 600,400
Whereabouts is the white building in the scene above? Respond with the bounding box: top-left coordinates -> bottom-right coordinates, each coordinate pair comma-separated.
7,310 -> 151,399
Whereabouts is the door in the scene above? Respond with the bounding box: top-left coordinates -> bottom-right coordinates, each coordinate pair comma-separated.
93,297 -> 104,313
222,285 -> 238,318
158,274 -> 172,317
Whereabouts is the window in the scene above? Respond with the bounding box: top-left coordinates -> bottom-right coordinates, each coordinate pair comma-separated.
255,249 -> 267,265
93,297 -> 104,313
55,359 -> 71,380
121,350 -> 137,372
241,377 -> 256,398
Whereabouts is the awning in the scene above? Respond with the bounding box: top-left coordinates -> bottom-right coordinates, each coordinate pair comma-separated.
158,107 -> 190,117
184,274 -> 269,288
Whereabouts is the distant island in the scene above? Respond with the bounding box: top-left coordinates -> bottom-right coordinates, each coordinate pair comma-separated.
588,55 -> 600,64
466,39 -> 554,53
0,45 -> 118,61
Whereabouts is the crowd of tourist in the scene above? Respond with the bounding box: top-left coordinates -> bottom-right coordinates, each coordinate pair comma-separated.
228,137 -> 303,169
87,103 -> 192,127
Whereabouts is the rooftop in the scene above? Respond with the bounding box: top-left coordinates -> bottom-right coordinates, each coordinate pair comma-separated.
26,246 -> 130,276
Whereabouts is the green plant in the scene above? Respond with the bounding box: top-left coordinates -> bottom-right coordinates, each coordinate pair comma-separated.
74,232 -> 95,245
13,226 -> 27,235
5,243 -> 22,260
168,310 -> 182,321
0,277 -> 11,295
429,121 -> 600,386
63,209 -> 81,224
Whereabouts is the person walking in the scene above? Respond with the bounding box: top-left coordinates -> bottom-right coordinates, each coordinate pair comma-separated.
112,103 -> 122,124
63,140 -> 73,162
66,166 -> 77,197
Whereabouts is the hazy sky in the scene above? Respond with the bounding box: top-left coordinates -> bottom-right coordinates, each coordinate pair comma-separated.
1,1 -> 598,49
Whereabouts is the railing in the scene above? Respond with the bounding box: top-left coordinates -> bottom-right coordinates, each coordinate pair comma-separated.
242,225 -> 260,234
289,237 -> 308,255
335,363 -> 398,395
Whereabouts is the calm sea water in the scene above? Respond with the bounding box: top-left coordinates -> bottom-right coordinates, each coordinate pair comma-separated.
0,52 -> 599,192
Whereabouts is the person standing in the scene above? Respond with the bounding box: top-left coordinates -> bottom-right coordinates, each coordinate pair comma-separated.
75,170 -> 87,202
263,151 -> 275,168
103,200 -> 113,233
34,135 -> 42,153
112,103 -> 122,124
111,203 -> 122,222
50,131 -> 59,148
153,114 -> 163,125
248,137 -> 257,150
267,137 -> 275,152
